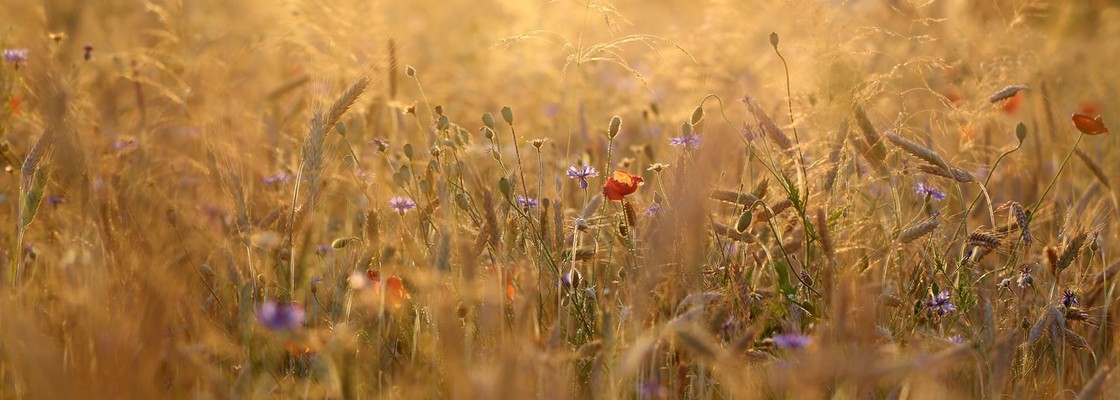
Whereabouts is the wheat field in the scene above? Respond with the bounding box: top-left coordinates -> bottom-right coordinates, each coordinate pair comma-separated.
0,0 -> 1119,398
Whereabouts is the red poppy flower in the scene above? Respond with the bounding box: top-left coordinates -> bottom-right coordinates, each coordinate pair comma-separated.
1079,101 -> 1101,116
484,265 -> 517,302
1072,113 -> 1109,135
1000,92 -> 1023,114
603,170 -> 643,201
8,95 -> 19,117
366,270 -> 411,309
943,90 -> 962,106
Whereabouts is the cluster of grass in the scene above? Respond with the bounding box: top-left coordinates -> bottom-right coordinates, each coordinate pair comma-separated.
0,0 -> 1118,398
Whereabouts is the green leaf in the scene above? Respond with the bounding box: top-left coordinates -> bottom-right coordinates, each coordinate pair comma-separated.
774,259 -> 795,297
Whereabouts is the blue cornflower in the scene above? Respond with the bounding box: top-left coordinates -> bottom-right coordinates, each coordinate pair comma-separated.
3,48 -> 28,66
263,172 -> 293,186
915,182 -> 946,201
517,196 -> 538,208
257,301 -> 305,331
772,333 -> 812,349
925,290 -> 957,316
1062,290 -> 1079,308
644,203 -> 662,217
567,164 -> 598,190
389,196 -> 417,214
669,133 -> 703,149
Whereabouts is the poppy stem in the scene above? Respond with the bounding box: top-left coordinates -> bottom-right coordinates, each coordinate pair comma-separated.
1029,132 -> 1083,223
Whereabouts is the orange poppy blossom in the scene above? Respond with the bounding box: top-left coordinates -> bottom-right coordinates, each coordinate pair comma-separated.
483,265 -> 517,302
1072,113 -> 1109,135
603,169 -> 644,201
366,270 -> 411,309
1000,91 -> 1024,114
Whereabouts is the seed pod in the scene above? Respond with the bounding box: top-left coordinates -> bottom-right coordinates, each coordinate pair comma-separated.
405,65 -> 416,77
455,193 -> 471,210
769,32 -> 780,47
500,106 -> 514,125
482,113 -> 496,129
1016,122 -> 1027,143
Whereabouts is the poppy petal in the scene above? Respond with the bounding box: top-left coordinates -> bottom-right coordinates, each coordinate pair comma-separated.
1072,113 -> 1109,135
603,170 -> 643,201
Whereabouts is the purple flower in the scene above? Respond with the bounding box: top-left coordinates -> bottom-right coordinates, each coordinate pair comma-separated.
1062,290 -> 1079,308
567,164 -> 598,190
113,139 -> 138,151
257,301 -> 305,331
389,196 -> 417,213
947,335 -> 965,344
3,49 -> 28,66
543,103 -> 560,118
644,203 -> 662,216
915,182 -> 946,201
669,133 -> 702,149
639,381 -> 668,398
772,333 -> 812,349
263,172 -> 293,186
1016,265 -> 1033,288
925,290 -> 957,316
517,196 -> 538,208
741,123 -> 759,142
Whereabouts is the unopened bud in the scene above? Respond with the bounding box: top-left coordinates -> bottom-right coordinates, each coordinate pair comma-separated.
690,106 -> 704,125
608,116 -> 622,138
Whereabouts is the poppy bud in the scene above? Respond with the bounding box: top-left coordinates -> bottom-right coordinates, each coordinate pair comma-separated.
608,116 -> 622,138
